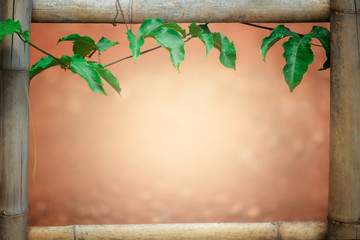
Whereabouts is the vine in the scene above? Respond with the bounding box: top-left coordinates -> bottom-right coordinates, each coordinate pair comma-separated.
0,18 -> 236,95
0,18 -> 329,93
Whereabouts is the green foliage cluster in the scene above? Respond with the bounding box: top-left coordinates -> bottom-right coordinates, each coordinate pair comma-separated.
0,18 -> 236,95
261,25 -> 330,91
126,19 -> 236,71
0,18 -> 30,41
1,18 -> 330,93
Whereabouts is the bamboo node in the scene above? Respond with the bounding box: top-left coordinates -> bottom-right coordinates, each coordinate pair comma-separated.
328,218 -> 360,228
0,210 -> 28,218
330,8 -> 360,15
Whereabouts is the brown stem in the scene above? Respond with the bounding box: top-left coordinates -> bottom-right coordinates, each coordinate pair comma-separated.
113,0 -> 129,30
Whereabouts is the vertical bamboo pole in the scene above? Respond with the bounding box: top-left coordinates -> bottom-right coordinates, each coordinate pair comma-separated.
0,0 -> 32,239
328,0 -> 360,239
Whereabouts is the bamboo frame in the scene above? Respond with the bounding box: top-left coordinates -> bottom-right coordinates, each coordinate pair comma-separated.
328,0 -> 360,239
31,0 -> 330,23
0,0 -> 32,239
1,0 -> 360,239
26,222 -> 327,240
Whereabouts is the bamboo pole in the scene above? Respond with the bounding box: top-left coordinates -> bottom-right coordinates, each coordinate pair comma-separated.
328,0 -> 360,239
0,1 -> 32,240
31,0 -> 330,23
27,222 -> 327,240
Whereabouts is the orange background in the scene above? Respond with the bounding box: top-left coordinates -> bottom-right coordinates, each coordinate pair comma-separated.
28,22 -> 330,226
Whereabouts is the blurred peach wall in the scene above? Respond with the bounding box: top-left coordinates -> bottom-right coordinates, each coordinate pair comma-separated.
28,23 -> 330,226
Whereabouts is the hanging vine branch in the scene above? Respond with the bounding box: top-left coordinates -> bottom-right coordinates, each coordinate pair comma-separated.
260,25 -> 330,92
0,18 -> 236,95
0,18 -> 329,94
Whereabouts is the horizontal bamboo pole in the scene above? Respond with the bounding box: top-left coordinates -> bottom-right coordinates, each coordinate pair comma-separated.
32,0 -> 330,23
27,222 -> 327,240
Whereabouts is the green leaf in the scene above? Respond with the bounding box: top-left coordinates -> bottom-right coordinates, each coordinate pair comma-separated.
0,18 -> 21,40
58,34 -> 99,57
137,18 -> 165,37
189,23 -> 203,38
29,55 -> 71,79
213,32 -> 236,70
260,25 -> 297,61
69,54 -> 106,94
97,37 -> 119,52
153,27 -> 185,71
88,62 -> 121,94
21,30 -> 30,42
199,33 -> 213,56
162,22 -> 186,37
199,24 -> 212,34
198,25 -> 214,55
126,29 -> 145,62
282,35 -> 314,92
307,26 -> 330,70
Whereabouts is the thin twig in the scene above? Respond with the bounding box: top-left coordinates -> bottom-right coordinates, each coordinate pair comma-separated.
88,49 -> 97,58
241,22 -> 275,32
113,0 -> 129,30
112,1 -> 119,26
104,45 -> 162,68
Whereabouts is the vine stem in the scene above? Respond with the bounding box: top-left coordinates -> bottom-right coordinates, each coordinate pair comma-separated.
104,45 -> 162,68
26,40 -> 65,66
22,41 -> 38,181
241,23 -> 275,32
17,33 -> 66,67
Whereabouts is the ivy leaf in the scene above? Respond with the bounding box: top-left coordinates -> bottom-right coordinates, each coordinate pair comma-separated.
213,32 -> 236,70
97,37 -> 119,52
87,62 -> 121,94
162,22 -> 186,37
307,26 -> 330,70
69,54 -> 106,94
126,29 -> 145,62
0,18 -> 21,40
260,25 -> 297,62
282,35 -> 314,92
29,55 -> 71,79
58,34 -> 99,57
153,27 -> 185,71
138,18 -> 165,37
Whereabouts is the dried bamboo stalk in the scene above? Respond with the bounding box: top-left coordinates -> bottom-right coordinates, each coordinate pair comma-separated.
328,0 -> 360,239
0,1 -> 32,240
27,222 -> 327,240
32,0 -> 330,23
